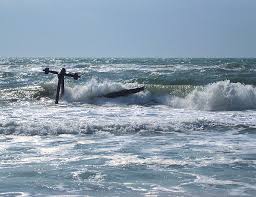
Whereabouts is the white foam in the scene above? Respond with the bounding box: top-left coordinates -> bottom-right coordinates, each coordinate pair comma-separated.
168,80 -> 256,111
194,175 -> 240,185
103,154 -> 191,167
63,78 -> 135,102
47,80 -> 256,111
1,100 -> 256,136
194,174 -> 256,192
0,192 -> 30,197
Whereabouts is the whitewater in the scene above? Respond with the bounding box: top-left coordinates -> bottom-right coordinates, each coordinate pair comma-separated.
0,57 -> 256,196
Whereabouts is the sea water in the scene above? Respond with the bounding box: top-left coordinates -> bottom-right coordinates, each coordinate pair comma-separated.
0,58 -> 256,196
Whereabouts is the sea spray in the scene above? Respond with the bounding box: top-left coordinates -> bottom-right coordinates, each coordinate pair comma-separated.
3,78 -> 256,111
63,78 -> 125,102
168,80 -> 256,111
1,58 -> 256,196
52,80 -> 256,111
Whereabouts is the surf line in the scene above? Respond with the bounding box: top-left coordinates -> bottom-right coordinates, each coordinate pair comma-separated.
43,68 -> 144,104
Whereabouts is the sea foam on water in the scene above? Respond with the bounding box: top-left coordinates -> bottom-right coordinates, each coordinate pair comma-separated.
1,58 -> 256,196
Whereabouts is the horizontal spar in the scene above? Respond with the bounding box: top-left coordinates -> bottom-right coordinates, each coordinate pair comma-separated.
43,68 -> 80,80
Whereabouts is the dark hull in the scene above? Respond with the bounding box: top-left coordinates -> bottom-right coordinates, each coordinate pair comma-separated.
103,87 -> 145,98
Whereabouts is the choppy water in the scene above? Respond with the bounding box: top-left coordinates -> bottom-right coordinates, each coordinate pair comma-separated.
0,57 -> 256,196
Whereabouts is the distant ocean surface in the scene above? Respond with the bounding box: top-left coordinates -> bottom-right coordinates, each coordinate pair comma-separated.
0,57 -> 256,196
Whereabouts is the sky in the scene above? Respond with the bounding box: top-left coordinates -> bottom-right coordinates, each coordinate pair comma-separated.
0,0 -> 256,58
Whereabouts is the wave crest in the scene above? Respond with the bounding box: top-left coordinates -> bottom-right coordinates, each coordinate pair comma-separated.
168,80 -> 256,111
2,80 -> 256,111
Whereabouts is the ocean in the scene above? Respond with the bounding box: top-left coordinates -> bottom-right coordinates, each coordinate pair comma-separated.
0,57 -> 256,196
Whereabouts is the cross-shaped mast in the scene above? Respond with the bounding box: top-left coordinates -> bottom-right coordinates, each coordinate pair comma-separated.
43,68 -> 80,104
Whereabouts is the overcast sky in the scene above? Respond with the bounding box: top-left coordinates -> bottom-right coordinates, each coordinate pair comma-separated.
0,0 -> 255,57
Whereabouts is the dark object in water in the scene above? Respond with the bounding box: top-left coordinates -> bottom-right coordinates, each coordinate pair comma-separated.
103,87 -> 145,98
43,68 -> 80,104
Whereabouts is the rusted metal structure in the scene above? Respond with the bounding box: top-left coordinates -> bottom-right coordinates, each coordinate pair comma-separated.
43,68 -> 80,104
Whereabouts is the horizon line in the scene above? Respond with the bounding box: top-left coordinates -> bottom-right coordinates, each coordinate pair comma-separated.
1,56 -> 256,59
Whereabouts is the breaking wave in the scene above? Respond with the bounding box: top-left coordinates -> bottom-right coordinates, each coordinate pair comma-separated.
60,80 -> 256,111
2,79 -> 256,111
167,80 -> 256,111
1,118 -> 251,136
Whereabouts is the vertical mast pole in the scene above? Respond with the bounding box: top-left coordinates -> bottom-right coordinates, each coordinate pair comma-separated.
60,68 -> 66,97
55,68 -> 66,104
55,75 -> 61,104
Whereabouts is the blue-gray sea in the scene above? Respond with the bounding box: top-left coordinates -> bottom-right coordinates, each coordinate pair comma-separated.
0,58 -> 256,196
